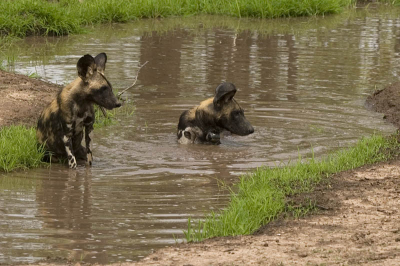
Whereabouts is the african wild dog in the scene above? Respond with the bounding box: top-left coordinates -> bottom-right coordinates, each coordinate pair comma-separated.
177,82 -> 254,144
36,53 -> 121,169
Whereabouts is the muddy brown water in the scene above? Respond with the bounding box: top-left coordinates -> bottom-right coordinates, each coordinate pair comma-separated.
1,7 -> 400,264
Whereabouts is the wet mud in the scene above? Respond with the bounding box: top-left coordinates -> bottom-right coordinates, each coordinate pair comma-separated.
366,82 -> 400,129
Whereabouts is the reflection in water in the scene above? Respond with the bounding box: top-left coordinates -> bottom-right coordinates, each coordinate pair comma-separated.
1,7 -> 400,264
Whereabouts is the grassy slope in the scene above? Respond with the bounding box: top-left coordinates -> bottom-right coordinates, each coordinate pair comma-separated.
185,134 -> 400,241
0,126 -> 46,172
0,0 -> 355,38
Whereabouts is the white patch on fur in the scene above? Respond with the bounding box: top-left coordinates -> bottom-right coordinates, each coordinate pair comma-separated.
87,152 -> 93,166
63,135 -> 76,168
178,127 -> 203,144
68,156 -> 77,169
64,144 -> 77,169
65,145 -> 72,155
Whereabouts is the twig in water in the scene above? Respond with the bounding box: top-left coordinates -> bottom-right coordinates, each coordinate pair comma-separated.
99,106 -> 107,117
117,61 -> 149,99
99,61 -> 148,118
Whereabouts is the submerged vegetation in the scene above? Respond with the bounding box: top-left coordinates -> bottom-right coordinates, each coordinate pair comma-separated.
0,126 -> 46,172
0,0 -> 355,39
185,134 -> 400,241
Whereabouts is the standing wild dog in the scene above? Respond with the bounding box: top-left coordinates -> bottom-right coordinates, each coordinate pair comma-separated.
177,82 -> 254,144
36,53 -> 121,168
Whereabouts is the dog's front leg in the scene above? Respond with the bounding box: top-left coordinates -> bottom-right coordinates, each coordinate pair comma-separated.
85,123 -> 94,166
63,129 -> 77,169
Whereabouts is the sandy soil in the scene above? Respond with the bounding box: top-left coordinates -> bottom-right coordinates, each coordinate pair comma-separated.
0,70 -> 60,127
3,73 -> 400,265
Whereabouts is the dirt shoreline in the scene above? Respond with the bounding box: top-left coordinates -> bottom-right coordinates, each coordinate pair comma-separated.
0,70 -> 60,128
2,71 -> 400,265
130,159 -> 400,265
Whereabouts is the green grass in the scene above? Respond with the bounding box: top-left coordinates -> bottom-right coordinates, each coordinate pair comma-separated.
94,106 -> 116,129
0,0 -> 82,37
0,125 -> 46,172
0,0 -> 355,39
94,95 -> 136,129
184,134 -> 400,242
1,0 -> 400,45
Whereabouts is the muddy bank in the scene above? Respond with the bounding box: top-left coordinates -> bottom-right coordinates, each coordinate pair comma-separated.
28,159 -> 400,266
366,82 -> 400,129
0,70 -> 59,128
123,159 -> 400,266
122,83 -> 400,265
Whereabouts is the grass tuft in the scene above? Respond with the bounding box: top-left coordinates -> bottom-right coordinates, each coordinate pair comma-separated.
184,134 -> 400,241
0,0 -> 82,37
94,106 -> 117,129
0,125 -> 46,172
94,96 -> 136,129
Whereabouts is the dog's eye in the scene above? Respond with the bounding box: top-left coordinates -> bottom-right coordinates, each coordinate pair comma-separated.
233,110 -> 243,116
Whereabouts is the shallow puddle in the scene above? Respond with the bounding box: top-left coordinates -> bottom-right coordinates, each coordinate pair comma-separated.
1,7 -> 400,264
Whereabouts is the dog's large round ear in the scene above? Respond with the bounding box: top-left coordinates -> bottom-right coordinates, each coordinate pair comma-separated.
77,54 -> 96,82
94,53 -> 107,74
213,82 -> 237,108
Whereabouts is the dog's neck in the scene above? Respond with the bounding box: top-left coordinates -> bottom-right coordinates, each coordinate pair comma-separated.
194,105 -> 222,136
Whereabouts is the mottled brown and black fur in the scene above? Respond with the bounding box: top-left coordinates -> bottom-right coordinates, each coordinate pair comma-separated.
37,53 -> 121,168
177,82 -> 254,144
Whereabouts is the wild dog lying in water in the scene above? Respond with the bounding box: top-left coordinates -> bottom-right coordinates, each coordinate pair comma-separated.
36,53 -> 121,168
177,82 -> 254,144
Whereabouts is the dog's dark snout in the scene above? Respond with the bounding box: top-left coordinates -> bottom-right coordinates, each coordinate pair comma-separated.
115,102 -> 122,108
248,126 -> 254,134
